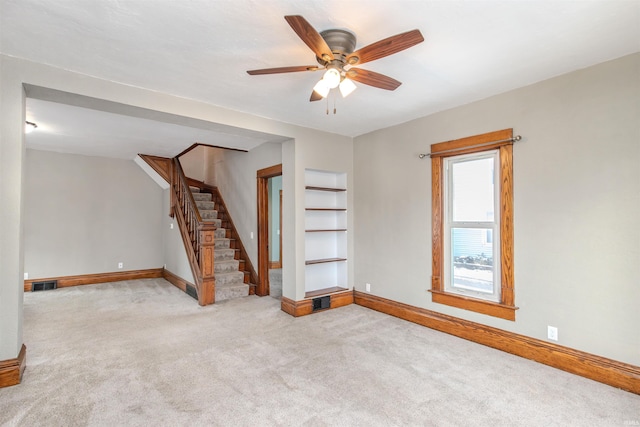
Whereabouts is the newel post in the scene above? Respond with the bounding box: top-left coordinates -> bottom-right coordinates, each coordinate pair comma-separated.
198,223 -> 216,306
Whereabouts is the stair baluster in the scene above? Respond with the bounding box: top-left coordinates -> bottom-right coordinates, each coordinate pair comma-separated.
170,158 -> 216,305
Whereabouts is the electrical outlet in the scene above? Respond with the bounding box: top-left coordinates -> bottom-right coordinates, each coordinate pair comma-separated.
118,262 -> 123,269
170,223 -> 174,229
547,326 -> 558,341
24,272 -> 28,280
366,283 -> 371,292
250,232 -> 254,239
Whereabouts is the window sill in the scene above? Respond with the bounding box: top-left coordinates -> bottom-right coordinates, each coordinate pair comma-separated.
429,290 -> 518,321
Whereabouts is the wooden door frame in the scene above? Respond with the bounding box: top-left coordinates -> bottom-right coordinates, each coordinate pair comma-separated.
257,164 -> 282,296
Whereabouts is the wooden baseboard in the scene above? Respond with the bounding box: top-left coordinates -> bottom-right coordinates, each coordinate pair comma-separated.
354,291 -> 639,395
23,268 -> 164,292
162,268 -> 194,293
281,289 -> 354,317
0,344 -> 26,388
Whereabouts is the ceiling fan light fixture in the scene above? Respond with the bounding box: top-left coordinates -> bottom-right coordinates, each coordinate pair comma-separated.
339,78 -> 357,98
322,68 -> 341,89
313,79 -> 330,98
25,121 -> 38,134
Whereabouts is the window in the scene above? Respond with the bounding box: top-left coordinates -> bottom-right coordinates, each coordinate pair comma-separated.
445,151 -> 500,301
430,129 -> 517,320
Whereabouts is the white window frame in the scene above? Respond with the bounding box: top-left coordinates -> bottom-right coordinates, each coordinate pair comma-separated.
443,150 -> 501,302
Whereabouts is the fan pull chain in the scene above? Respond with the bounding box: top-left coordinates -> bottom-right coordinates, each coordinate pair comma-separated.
324,91 -> 339,115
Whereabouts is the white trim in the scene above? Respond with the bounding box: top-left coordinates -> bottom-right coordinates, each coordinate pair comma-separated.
443,150 -> 501,302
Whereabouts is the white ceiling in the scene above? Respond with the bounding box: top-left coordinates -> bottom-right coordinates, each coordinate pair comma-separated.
25,97 -> 286,159
2,0 -> 639,158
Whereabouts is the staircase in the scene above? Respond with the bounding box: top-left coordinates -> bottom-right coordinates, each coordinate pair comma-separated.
190,186 -> 250,301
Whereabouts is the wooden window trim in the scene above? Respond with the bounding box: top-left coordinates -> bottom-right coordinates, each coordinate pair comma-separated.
430,129 -> 517,321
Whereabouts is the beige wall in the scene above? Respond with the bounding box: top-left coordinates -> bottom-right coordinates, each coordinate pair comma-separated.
23,150 -> 165,278
353,53 -> 640,365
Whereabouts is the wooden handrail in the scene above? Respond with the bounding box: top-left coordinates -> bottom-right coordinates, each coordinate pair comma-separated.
171,158 -> 215,306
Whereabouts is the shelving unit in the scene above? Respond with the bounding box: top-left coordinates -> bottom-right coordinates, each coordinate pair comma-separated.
304,169 -> 348,297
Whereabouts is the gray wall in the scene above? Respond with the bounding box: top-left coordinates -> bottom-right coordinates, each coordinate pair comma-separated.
161,189 -> 195,283
180,145 -> 206,182
353,53 -> 640,365
24,150 -> 164,278
0,55 -> 26,360
205,142 -> 284,268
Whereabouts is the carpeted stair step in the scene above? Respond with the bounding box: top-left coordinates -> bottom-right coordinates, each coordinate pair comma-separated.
215,270 -> 245,286
196,200 -> 215,210
192,192 -> 212,201
198,211 -> 222,222
214,259 -> 240,274
215,281 -> 250,302
215,248 -> 236,261
214,228 -> 227,239
214,238 -> 232,249
189,186 -> 200,193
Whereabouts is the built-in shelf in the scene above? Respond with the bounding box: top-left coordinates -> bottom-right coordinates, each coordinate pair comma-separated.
304,169 -> 348,300
304,286 -> 349,299
305,186 -> 346,192
305,258 -> 347,265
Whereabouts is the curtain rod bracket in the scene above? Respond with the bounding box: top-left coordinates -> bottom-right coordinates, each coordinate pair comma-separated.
418,135 -> 522,159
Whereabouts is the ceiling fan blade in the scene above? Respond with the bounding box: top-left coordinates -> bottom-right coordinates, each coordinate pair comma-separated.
346,68 -> 401,91
285,15 -> 335,62
310,90 -> 323,102
346,29 -> 424,66
247,65 -> 319,75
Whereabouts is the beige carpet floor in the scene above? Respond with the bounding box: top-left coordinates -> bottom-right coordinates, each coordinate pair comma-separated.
1,278 -> 637,426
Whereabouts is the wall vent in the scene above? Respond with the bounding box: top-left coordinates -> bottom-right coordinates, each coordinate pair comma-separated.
31,280 -> 58,292
312,295 -> 331,311
185,284 -> 198,300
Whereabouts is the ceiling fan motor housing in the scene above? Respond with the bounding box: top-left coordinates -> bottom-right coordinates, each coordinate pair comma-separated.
318,29 -> 357,65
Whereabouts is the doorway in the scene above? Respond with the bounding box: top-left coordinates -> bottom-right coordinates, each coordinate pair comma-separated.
257,164 -> 282,297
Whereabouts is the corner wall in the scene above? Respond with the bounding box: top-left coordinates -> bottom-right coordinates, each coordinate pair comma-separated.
353,53 -> 640,365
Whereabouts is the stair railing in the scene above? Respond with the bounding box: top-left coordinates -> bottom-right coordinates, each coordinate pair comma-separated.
171,158 -> 216,305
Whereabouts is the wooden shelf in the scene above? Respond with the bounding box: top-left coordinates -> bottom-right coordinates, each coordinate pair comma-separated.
305,258 -> 347,265
304,286 -> 349,299
305,169 -> 348,299
305,186 -> 346,192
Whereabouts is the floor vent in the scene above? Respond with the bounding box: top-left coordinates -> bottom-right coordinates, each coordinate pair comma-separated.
312,295 -> 330,311
31,280 -> 58,292
185,284 -> 198,300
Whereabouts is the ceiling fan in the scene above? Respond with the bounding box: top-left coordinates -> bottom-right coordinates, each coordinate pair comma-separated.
247,15 -> 424,102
